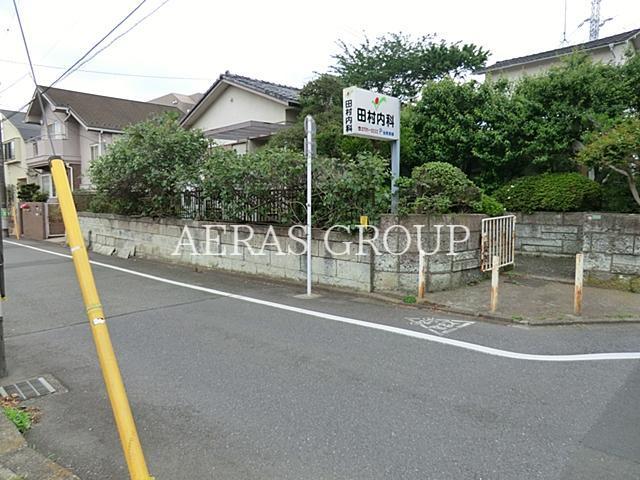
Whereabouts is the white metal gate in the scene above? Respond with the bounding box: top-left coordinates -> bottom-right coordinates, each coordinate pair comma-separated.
481,215 -> 516,272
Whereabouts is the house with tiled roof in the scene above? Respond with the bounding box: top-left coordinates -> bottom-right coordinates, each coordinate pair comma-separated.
24,86 -> 180,191
0,109 -> 41,204
149,92 -> 204,114
181,72 -> 301,153
478,27 -> 640,82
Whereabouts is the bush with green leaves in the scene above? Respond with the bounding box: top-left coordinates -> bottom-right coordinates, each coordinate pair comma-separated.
17,183 -> 44,202
89,112 -> 209,216
398,162 -> 482,214
471,193 -> 505,217
494,173 -> 602,213
192,146 -> 390,227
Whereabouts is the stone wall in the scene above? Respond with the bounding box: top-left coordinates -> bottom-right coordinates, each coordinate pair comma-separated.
79,213 -> 373,292
374,214 -> 485,293
582,213 -> 640,291
79,212 -> 487,295
515,212 -> 583,255
513,211 -> 640,291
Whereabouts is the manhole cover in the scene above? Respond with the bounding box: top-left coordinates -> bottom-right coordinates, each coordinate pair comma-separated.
0,377 -> 56,400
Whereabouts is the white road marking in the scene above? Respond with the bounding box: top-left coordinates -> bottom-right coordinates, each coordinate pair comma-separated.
7,240 -> 640,363
406,317 -> 474,336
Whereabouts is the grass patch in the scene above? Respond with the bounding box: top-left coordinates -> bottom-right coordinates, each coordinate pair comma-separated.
403,295 -> 417,304
3,406 -> 32,433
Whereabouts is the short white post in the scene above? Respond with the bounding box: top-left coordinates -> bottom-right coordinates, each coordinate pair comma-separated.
490,255 -> 500,313
574,253 -> 584,316
418,252 -> 425,299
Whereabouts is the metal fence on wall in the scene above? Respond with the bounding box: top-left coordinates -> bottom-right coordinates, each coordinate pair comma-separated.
179,188 -> 306,225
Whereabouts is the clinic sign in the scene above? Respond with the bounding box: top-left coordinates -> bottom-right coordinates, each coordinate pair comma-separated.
343,86 -> 400,141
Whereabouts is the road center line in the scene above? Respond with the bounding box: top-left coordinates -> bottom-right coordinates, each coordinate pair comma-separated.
7,240 -> 640,363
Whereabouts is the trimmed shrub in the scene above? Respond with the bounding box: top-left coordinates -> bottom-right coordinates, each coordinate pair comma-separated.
494,173 -> 602,213
400,162 -> 481,214
471,193 -> 505,217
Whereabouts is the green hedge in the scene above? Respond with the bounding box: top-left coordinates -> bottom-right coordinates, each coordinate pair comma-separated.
494,173 -> 602,213
397,162 -> 505,216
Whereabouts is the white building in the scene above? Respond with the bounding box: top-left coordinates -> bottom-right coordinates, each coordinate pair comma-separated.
180,72 -> 300,154
478,27 -> 640,82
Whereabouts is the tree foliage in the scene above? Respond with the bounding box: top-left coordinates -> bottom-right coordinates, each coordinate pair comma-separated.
191,146 -> 390,227
269,73 -> 386,158
332,32 -> 488,100
578,117 -> 640,207
408,54 -> 640,190
89,112 -> 209,216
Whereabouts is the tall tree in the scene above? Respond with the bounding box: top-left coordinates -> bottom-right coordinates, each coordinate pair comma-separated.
578,117 -> 640,207
331,32 -> 488,100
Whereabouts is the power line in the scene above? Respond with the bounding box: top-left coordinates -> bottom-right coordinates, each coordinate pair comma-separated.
1,0 -> 149,126
60,0 -> 171,84
0,58 -> 209,82
12,0 -> 55,154
0,72 -> 29,95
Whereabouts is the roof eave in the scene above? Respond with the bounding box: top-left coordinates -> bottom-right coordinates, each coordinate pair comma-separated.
481,31 -> 640,74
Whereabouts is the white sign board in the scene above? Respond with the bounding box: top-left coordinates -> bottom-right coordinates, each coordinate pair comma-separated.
343,86 -> 400,141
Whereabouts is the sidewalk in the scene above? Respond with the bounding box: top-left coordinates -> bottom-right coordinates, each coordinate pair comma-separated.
423,273 -> 640,325
0,410 -> 79,480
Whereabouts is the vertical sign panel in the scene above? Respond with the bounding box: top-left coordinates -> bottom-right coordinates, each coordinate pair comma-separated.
343,87 -> 400,141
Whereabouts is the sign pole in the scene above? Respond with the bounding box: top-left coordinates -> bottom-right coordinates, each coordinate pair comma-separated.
390,138 -> 400,214
304,115 -> 316,296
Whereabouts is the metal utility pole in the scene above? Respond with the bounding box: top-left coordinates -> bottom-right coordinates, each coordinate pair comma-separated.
589,0 -> 601,40
304,115 -> 316,296
0,118 -> 7,377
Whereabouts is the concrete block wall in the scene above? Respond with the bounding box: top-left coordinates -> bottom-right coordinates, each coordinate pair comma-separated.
515,212 -> 584,255
79,213 -> 373,292
79,212 -> 488,295
373,214 -> 485,293
582,213 -> 640,291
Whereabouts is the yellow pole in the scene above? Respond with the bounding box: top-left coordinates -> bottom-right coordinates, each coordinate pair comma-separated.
11,205 -> 19,240
50,158 -> 153,480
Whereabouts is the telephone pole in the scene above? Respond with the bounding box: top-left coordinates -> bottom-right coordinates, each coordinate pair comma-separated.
0,116 -> 8,377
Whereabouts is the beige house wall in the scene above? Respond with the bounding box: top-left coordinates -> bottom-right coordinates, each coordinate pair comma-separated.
1,112 -> 34,204
486,43 -> 635,82
191,85 -> 288,133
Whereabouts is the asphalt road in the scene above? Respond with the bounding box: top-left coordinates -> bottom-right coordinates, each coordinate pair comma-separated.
3,239 -> 640,479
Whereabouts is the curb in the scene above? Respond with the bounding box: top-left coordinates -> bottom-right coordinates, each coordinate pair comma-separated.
363,290 -> 640,327
0,411 -> 80,480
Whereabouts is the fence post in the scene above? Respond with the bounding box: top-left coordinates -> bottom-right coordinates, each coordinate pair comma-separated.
574,253 -> 584,316
490,255 -> 500,313
418,252 -> 425,299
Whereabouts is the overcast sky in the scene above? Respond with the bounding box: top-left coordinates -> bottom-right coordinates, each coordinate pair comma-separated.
0,0 -> 639,111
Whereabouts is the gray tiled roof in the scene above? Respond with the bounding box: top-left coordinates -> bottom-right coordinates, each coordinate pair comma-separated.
181,72 -> 301,127
37,86 -> 181,131
222,73 -> 300,104
0,109 -> 40,141
479,27 -> 640,73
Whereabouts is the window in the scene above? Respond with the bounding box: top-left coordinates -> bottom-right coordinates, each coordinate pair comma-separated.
40,174 -> 54,198
90,143 -> 107,161
32,141 -> 38,157
47,122 -> 65,139
2,141 -> 14,160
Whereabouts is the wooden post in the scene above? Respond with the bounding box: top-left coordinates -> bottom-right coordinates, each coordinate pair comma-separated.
418,252 -> 425,299
490,255 -> 500,313
574,253 -> 583,316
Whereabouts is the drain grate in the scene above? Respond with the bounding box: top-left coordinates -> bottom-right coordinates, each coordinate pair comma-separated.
0,377 -> 56,400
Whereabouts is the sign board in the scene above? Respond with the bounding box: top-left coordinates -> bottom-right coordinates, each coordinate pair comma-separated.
343,87 -> 400,141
